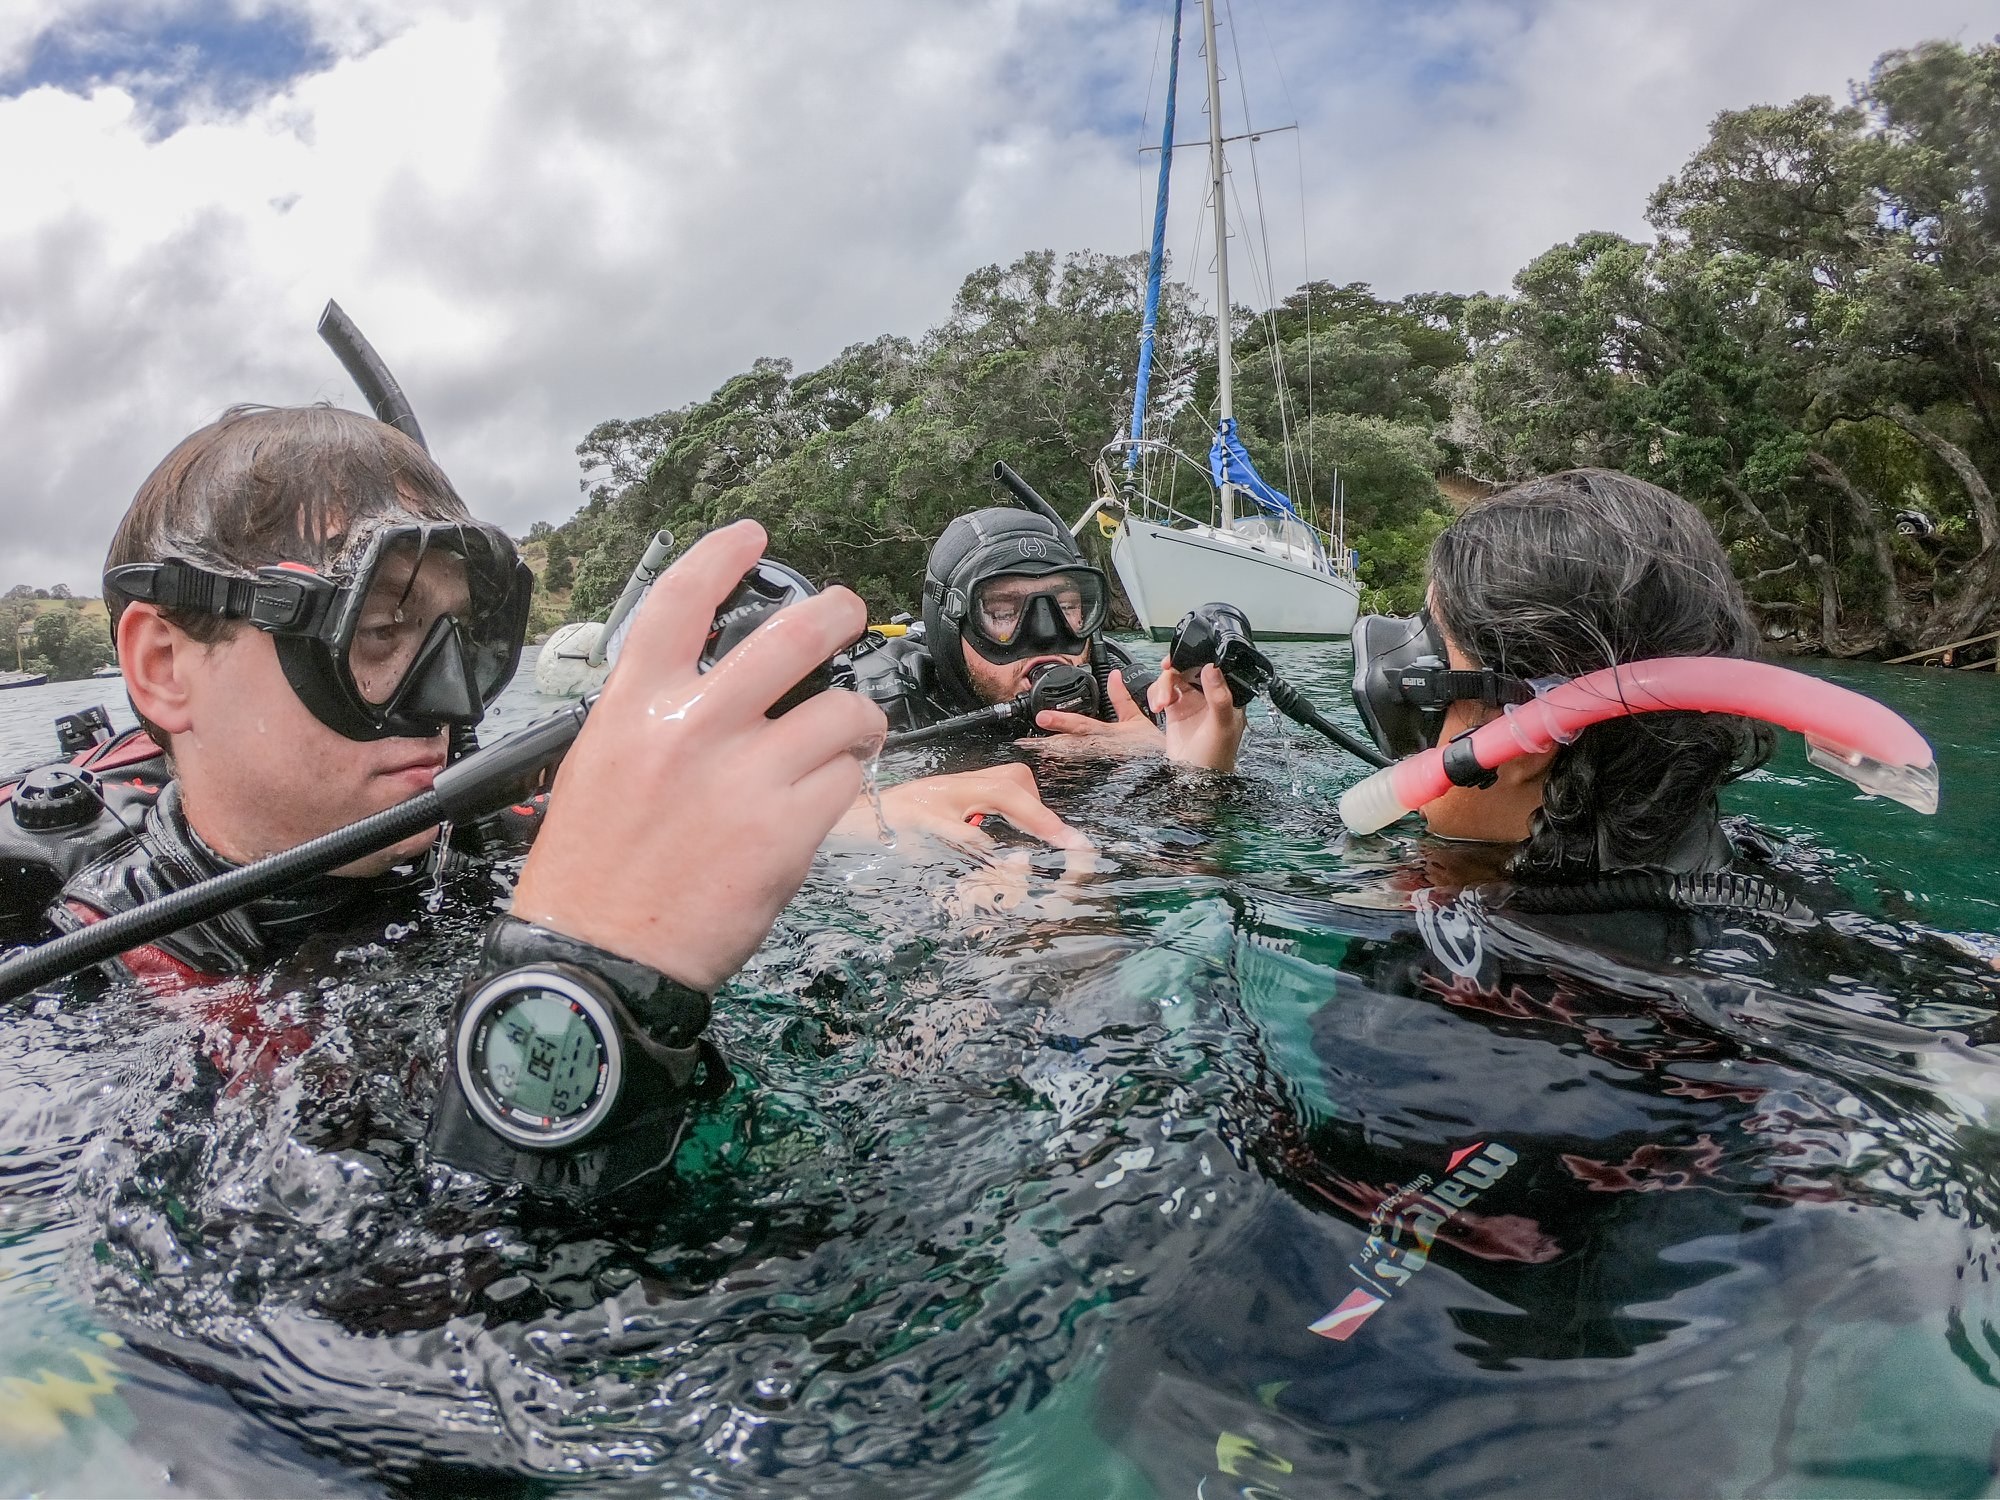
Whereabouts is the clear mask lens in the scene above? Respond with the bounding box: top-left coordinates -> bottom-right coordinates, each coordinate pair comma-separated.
347,537 -> 474,705
971,570 -> 1103,647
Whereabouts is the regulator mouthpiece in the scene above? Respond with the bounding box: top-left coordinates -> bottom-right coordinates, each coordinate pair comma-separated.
1168,602 -> 1273,707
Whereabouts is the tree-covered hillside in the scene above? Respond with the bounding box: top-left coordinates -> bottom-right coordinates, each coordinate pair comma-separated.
540,250 -> 1457,623
541,37 -> 2000,659
1453,38 -> 2000,657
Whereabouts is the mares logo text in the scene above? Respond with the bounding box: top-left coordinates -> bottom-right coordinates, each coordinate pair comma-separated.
1308,1139 -> 1518,1342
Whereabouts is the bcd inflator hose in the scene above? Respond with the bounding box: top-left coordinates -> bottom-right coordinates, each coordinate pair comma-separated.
0,700 -> 590,1004
1337,657 -> 1938,835
880,662 -> 1100,751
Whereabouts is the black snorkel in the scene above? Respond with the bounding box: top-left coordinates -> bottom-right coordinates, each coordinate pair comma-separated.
0,703 -> 587,1003
990,461 -> 1073,531
1166,603 -> 1389,767
318,299 -> 429,451
880,661 -> 1101,751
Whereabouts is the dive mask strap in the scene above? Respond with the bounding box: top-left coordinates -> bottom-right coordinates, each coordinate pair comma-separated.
1399,665 -> 1535,712
107,559 -> 336,635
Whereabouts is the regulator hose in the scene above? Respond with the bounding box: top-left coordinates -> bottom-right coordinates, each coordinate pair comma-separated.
880,662 -> 1100,751
1266,675 -> 1390,768
0,701 -> 589,1004
1165,603 -> 1388,767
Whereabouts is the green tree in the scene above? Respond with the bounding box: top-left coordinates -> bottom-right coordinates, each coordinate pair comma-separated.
26,608 -> 114,681
542,252 -> 1462,624
1453,39 -> 2000,655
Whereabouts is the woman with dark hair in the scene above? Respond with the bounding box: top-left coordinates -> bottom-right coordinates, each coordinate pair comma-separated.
1417,468 -> 1772,877
1084,473 -> 1985,1500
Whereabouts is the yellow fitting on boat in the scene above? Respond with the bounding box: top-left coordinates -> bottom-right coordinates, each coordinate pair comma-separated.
1098,512 -> 1123,539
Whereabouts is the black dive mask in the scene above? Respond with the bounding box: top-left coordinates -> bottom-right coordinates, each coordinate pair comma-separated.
1351,609 -> 1534,760
954,567 -> 1109,665
108,521 -> 533,742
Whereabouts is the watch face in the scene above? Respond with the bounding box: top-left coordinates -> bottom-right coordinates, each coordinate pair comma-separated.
456,969 -> 622,1148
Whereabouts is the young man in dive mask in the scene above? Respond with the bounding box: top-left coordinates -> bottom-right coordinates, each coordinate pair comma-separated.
850,505 -> 1246,774
6,404 -> 885,1200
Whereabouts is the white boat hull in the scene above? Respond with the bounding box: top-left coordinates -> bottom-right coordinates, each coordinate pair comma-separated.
1109,516 -> 1360,639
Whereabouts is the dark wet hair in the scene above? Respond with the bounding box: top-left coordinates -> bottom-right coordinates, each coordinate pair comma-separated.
1428,468 -> 1772,878
104,403 -> 471,640
104,404 -> 471,746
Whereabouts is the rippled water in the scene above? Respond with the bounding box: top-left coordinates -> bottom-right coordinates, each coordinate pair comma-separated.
2,648 -> 1999,1498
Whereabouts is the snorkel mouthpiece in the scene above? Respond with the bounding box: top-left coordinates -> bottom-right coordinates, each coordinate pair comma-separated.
1336,657 -> 1938,835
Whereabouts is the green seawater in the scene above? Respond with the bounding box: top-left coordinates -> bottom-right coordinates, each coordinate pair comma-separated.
0,647 -> 1996,1499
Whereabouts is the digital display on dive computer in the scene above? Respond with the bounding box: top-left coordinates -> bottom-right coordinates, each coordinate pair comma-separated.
455,968 -> 623,1148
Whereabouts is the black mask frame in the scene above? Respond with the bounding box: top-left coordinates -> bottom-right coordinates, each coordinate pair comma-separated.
950,567 -> 1110,665
108,521 -> 533,742
1351,609 -> 1535,761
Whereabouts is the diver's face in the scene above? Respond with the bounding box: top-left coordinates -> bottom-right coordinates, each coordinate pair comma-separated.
1416,608 -> 1554,845
959,638 -> 1090,705
169,623 -> 454,871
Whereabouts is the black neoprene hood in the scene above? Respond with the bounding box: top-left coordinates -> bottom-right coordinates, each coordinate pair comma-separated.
921,507 -> 1089,711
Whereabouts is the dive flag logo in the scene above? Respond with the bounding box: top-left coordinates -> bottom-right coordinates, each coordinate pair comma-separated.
1308,1289 -> 1384,1342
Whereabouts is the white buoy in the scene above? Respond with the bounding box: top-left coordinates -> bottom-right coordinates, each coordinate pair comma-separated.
533,620 -> 609,696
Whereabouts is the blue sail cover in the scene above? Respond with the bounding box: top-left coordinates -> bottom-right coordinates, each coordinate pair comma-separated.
1210,417 -> 1301,518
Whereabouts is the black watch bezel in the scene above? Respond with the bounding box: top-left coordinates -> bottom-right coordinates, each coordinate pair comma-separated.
455,964 -> 625,1150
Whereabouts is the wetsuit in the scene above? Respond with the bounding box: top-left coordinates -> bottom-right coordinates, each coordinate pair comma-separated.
1084,822 -> 2000,1497
0,726 -> 713,1206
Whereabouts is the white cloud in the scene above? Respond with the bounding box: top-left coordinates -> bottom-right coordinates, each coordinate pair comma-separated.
0,0 -> 1991,590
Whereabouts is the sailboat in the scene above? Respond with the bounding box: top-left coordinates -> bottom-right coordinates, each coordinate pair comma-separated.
1088,0 -> 1360,640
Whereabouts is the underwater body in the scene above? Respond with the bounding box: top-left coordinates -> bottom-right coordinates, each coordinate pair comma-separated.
1,646 -> 1998,1498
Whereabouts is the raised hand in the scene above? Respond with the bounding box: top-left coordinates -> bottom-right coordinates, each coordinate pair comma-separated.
512,521 -> 886,990
1148,660 -> 1247,773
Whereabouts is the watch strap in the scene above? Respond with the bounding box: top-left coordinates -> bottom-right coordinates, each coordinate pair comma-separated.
482,915 -> 712,1049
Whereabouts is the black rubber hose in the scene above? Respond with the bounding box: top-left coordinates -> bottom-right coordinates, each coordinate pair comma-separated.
990,462 -> 1073,532
1266,676 -> 1390,767
0,700 -> 590,1004
882,702 -> 1015,750
0,791 -> 447,1002
318,299 -> 428,451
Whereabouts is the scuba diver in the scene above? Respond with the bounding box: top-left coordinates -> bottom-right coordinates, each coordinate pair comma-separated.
1346,467 -> 1783,883
0,402 -> 888,1202
1082,469 -> 1982,1498
850,496 -> 1247,772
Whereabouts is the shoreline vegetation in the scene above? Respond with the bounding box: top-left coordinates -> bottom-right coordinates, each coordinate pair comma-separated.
536,37 -> 2000,667
0,591 -> 113,683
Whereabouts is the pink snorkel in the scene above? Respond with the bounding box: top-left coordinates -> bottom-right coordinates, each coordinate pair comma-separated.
1337,657 -> 1939,836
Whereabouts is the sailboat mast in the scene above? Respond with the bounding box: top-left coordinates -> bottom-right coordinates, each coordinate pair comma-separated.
1127,0 -> 1183,474
1200,0 -> 1235,528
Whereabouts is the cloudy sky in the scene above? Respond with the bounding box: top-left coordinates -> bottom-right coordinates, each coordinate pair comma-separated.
1,0 -> 1992,592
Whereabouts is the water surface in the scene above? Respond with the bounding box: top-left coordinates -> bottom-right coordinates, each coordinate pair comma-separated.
1,648 -> 1997,1497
